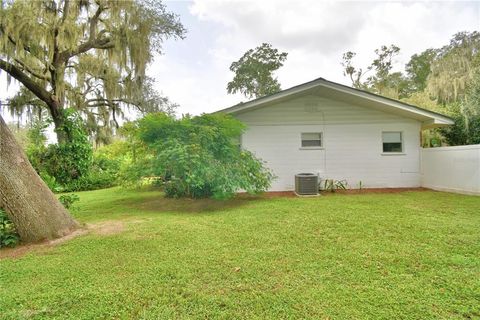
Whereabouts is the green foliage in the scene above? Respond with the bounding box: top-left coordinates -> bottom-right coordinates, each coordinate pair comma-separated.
439,71 -> 480,145
0,209 -> 20,248
342,45 -> 410,99
58,194 -> 80,210
59,142 -> 122,192
5,87 -> 47,124
406,49 -> 438,92
427,31 -> 480,104
124,112 -> 274,199
39,172 -> 64,193
26,110 -> 96,189
41,111 -> 93,184
227,43 -> 288,99
342,32 -> 480,147
440,104 -> 480,146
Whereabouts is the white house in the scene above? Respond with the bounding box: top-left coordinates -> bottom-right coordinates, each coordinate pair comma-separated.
217,78 -> 454,191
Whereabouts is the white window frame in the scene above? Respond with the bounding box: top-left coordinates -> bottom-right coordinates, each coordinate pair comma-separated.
300,132 -> 323,150
381,131 -> 405,155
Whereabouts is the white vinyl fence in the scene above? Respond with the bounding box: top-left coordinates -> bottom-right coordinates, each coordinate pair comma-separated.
421,145 -> 480,195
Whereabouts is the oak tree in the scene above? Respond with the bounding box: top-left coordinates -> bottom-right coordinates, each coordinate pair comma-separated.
0,113 -> 79,242
0,0 -> 185,143
227,43 -> 287,99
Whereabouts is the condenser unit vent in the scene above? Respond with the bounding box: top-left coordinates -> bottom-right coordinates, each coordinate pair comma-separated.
295,173 -> 319,195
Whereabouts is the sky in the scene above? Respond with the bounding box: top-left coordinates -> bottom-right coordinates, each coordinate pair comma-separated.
1,0 -> 480,121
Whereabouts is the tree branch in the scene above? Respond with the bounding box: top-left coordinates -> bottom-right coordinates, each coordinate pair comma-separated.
57,4 -> 114,63
13,58 -> 51,81
0,58 -> 54,106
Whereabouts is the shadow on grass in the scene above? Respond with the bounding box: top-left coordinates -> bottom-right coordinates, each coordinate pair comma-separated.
119,193 -> 271,214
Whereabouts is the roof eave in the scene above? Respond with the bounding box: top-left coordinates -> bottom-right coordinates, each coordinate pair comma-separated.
215,78 -> 454,126
421,118 -> 455,130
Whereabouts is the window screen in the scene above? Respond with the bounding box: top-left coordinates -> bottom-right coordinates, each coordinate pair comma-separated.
301,132 -> 322,147
382,132 -> 402,152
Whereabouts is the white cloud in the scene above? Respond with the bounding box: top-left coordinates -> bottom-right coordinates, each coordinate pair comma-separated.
177,0 -> 480,113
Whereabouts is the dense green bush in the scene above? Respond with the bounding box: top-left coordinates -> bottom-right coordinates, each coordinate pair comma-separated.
24,110 -> 123,192
0,209 -> 20,248
59,148 -> 115,192
43,111 -> 93,184
122,112 -> 274,199
440,103 -> 480,145
27,110 -> 93,185
62,171 -> 116,192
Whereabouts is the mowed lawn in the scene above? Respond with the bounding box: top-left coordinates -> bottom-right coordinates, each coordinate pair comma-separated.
1,188 -> 479,319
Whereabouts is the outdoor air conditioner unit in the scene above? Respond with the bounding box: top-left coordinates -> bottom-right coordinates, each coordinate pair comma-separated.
295,173 -> 319,196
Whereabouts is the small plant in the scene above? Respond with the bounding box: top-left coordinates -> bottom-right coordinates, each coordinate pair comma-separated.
0,209 -> 20,248
323,179 -> 349,193
40,171 -> 64,193
58,194 -> 80,209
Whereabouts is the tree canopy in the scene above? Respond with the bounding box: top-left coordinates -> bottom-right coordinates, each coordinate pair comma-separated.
120,112 -> 275,199
0,0 -> 185,143
341,45 -> 410,99
227,43 -> 288,99
341,31 -> 480,146
426,31 -> 480,104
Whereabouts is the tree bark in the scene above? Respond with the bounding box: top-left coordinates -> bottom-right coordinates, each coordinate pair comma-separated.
0,114 -> 79,243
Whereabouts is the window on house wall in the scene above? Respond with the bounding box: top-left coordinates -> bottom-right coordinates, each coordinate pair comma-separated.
382,132 -> 403,152
301,132 -> 322,148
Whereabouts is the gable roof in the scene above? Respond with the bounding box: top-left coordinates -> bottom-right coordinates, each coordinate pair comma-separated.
216,77 -> 454,129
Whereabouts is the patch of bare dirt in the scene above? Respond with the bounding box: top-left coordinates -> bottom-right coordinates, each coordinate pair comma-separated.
87,220 -> 124,235
235,191 -> 296,199
0,220 -> 125,260
260,191 -> 297,198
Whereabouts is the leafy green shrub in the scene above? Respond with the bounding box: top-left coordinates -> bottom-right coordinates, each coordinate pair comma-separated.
439,106 -> 480,145
43,112 -> 93,184
26,110 -> 105,192
60,145 -> 123,192
58,194 -> 80,209
122,112 -> 274,199
62,171 -> 116,192
0,209 -> 20,248
39,171 -> 64,193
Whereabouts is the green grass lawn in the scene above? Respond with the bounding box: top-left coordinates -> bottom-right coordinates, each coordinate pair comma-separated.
1,188 -> 479,319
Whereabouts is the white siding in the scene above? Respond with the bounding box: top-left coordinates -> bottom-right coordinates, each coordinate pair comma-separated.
236,95 -> 407,125
421,145 -> 480,195
236,95 -> 422,191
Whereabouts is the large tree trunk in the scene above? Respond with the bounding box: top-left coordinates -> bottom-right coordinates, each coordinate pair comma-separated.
50,103 -> 68,144
0,114 -> 79,243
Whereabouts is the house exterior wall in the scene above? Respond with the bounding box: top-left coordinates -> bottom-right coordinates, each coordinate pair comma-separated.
234,95 -> 422,191
421,145 -> 480,195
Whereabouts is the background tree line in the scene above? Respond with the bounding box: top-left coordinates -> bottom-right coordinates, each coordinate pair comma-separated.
341,31 -> 480,146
